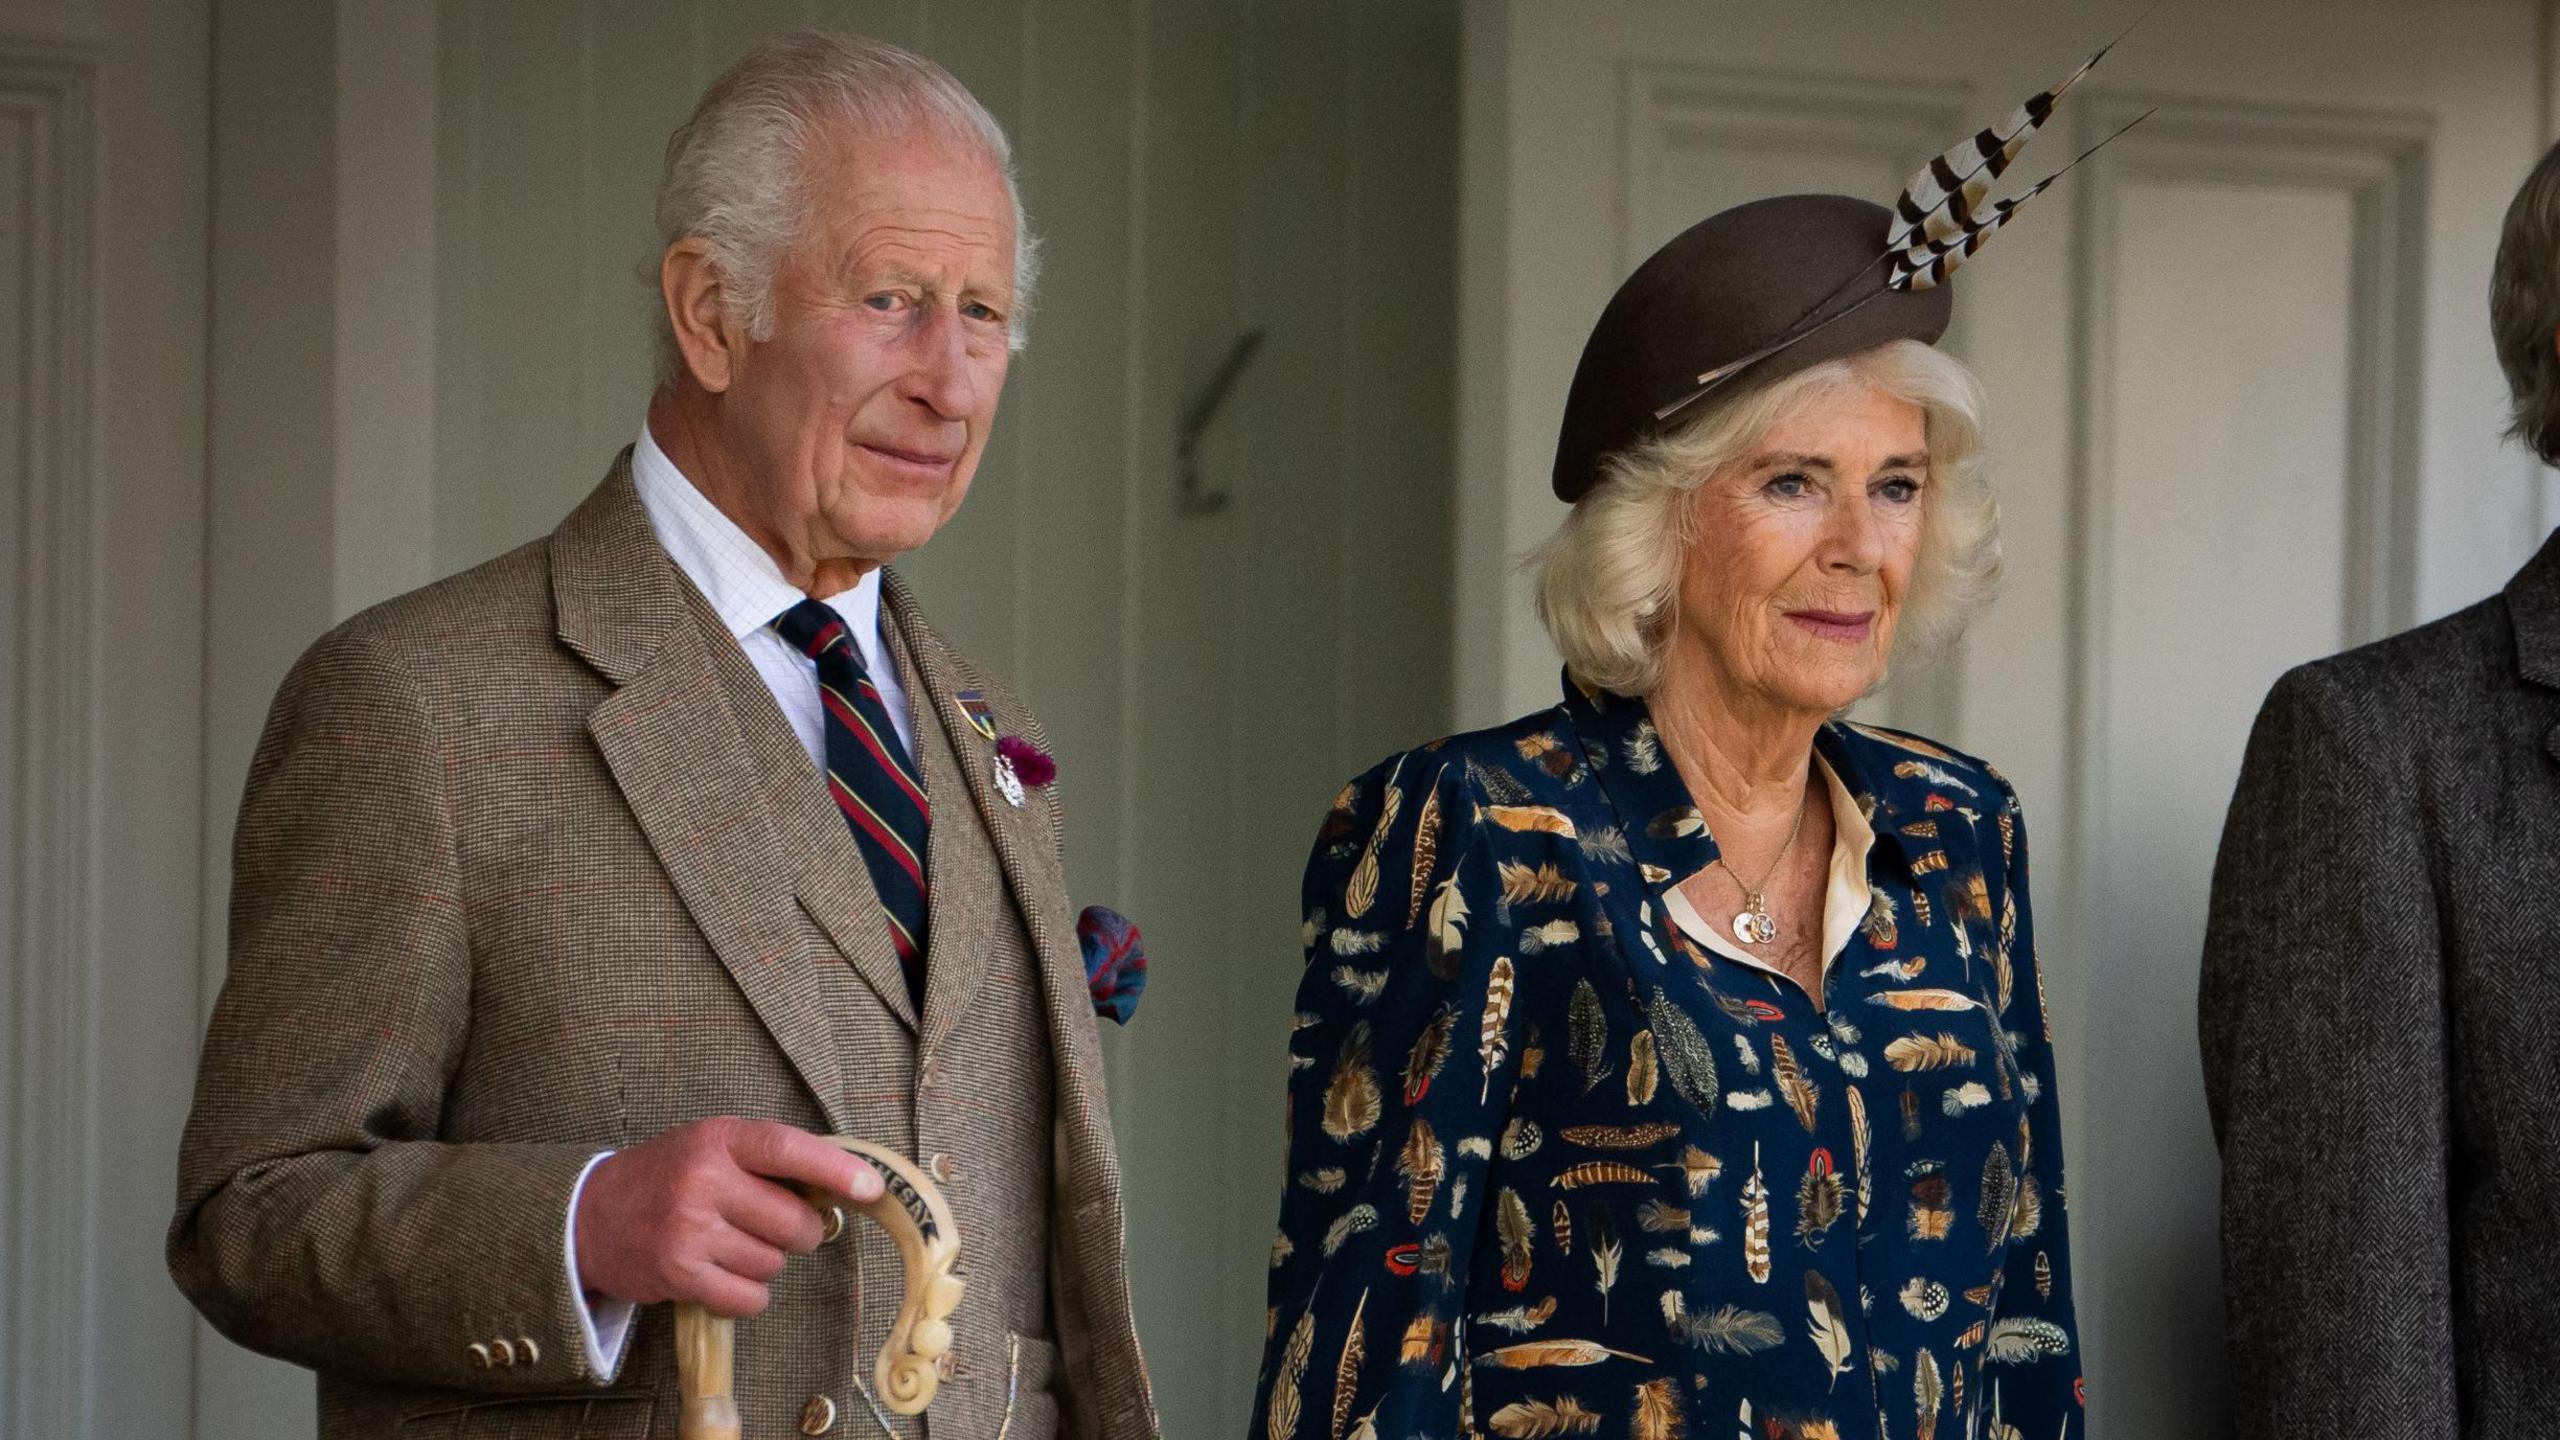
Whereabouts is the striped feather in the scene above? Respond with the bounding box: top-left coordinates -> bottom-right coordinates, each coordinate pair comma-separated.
1406,780 -> 1444,927
1269,1310 -> 1315,1440
1474,1340 -> 1655,1370
1883,26 -> 2154,291
1480,958 -> 1517,1102
1331,1290 -> 1368,1440
1487,1398 -> 1603,1438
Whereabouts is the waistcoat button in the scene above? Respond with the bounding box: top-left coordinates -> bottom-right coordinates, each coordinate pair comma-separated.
929,1152 -> 959,1184
799,1395 -> 838,1435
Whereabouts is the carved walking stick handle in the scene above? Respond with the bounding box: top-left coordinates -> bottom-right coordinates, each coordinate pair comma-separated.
676,1138 -> 965,1439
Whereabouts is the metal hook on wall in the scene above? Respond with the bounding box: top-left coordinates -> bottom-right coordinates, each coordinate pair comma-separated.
1175,329 -> 1266,515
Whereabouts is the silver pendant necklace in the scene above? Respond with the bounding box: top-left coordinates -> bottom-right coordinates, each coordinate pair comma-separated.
1714,789 -> 1808,946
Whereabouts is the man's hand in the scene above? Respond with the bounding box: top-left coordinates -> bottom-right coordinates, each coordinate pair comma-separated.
574,1117 -> 883,1317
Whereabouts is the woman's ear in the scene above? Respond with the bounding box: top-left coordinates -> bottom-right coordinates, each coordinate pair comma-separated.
661,239 -> 741,393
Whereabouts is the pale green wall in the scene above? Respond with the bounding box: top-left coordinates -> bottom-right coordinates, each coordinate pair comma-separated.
431,2 -> 1461,1431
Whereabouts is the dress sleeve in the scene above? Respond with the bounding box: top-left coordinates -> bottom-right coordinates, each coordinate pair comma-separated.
1247,757 -> 1516,1440
1982,777 -> 2087,1434
2198,666 -> 2454,1440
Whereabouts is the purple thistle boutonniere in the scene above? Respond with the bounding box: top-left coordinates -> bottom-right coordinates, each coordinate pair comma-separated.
995,734 -> 1056,788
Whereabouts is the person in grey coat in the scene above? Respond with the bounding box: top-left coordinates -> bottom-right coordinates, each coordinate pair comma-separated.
2199,138 -> 2560,1440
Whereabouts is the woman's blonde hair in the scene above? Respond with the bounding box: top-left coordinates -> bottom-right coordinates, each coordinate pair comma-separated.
1533,339 -> 1998,696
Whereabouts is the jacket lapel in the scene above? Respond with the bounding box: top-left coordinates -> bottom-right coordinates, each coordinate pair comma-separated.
552,462 -> 875,1137
882,572 -> 1041,1047
2506,526 -> 2560,763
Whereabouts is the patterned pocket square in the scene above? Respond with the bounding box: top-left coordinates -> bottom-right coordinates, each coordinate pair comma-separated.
1076,906 -> 1147,1025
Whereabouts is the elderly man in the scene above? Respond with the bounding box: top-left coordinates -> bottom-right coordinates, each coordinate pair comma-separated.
2199,140 -> 2560,1438
170,33 -> 1156,1440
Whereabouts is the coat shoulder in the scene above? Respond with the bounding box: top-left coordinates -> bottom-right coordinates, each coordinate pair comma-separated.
1836,720 -> 2017,807
2260,595 -> 2510,756
1335,706 -> 1581,813
277,539 -> 562,709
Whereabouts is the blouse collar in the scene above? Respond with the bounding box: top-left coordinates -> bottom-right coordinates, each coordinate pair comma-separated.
1559,671 -> 1905,903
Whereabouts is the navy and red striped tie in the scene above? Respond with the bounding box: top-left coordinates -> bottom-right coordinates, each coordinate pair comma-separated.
774,598 -> 928,997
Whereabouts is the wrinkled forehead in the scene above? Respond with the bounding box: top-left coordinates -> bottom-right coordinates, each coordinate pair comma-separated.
795,124 -> 1019,284
1747,378 -> 1929,461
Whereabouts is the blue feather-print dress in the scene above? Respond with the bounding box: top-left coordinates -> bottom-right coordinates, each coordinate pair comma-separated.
1248,678 -> 2083,1440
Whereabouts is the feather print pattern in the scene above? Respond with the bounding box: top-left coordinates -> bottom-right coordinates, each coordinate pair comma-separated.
1407,780 -> 1444,928
1399,1118 -> 1446,1225
1741,1145 -> 1772,1284
1500,861 -> 1579,907
1270,1311 -> 1315,1440
1487,1398 -> 1603,1438
1403,1004 -> 1457,1105
1424,876 -> 1470,984
1668,1303 -> 1784,1354
1804,1270 -> 1854,1390
1552,1161 -> 1656,1190
1589,1207 -> 1622,1321
1497,1187 -> 1536,1291
1627,1029 -> 1660,1105
1648,985 -> 1720,1115
1884,1034 -> 1978,1071
1568,980 -> 1609,1094
1257,690 -> 2080,1440
1332,1291 -> 1368,1440
1847,1085 -> 1872,1225
1344,769 -> 1401,921
1321,1022 -> 1383,1141
1475,1340 -> 1655,1370
1770,1033 -> 1820,1132
1557,1122 -> 1683,1150
1633,1377 -> 1686,1440
1480,958 -> 1517,1103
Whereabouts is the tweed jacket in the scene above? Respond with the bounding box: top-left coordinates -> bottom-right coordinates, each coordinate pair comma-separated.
2200,528 -> 2560,1439
170,459 -> 1159,1440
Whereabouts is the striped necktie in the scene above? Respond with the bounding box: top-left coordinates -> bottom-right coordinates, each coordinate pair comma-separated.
773,598 -> 929,996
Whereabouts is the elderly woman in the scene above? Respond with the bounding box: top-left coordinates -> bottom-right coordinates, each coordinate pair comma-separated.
1250,192 -> 2083,1440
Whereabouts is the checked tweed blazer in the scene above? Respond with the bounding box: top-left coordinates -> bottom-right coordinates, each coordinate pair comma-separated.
170,459 -> 1159,1440
2201,528 -> 2560,1439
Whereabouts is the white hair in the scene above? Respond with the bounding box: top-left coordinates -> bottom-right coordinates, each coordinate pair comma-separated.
652,31 -> 1042,382
1534,339 -> 2000,698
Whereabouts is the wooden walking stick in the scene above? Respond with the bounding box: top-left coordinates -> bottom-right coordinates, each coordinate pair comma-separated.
676,1138 -> 965,1439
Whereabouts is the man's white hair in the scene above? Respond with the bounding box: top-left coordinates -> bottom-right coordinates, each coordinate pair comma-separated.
653,30 -> 1041,383
1533,339 -> 2001,698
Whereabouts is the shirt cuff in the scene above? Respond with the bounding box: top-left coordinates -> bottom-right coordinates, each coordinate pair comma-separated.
565,1150 -> 636,1382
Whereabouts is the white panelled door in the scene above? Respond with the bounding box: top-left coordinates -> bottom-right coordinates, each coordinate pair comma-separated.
1462,4 -> 2550,1436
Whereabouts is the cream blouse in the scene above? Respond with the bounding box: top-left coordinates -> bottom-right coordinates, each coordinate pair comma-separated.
1663,753 -> 1877,987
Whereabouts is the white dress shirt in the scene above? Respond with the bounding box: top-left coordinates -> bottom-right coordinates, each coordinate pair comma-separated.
562,424 -> 919,1380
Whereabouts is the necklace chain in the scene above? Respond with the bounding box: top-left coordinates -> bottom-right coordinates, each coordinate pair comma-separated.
1711,789 -> 1808,945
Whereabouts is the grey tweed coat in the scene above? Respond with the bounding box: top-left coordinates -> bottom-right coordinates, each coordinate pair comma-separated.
169,460 -> 1159,1440
2200,528 -> 2560,1439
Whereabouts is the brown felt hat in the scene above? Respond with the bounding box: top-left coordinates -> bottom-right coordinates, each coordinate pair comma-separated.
1550,193 -> 1954,503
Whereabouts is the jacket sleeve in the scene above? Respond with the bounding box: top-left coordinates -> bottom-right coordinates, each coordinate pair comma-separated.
2198,664 -> 2455,1439
1981,777 -> 2086,1433
168,626 -> 606,1389
1247,755 -> 1523,1440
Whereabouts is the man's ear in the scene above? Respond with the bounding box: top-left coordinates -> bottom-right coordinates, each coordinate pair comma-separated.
662,239 -> 741,393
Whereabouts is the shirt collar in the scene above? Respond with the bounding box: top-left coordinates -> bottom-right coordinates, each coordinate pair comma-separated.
630,422 -> 881,648
1561,670 -> 1897,899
